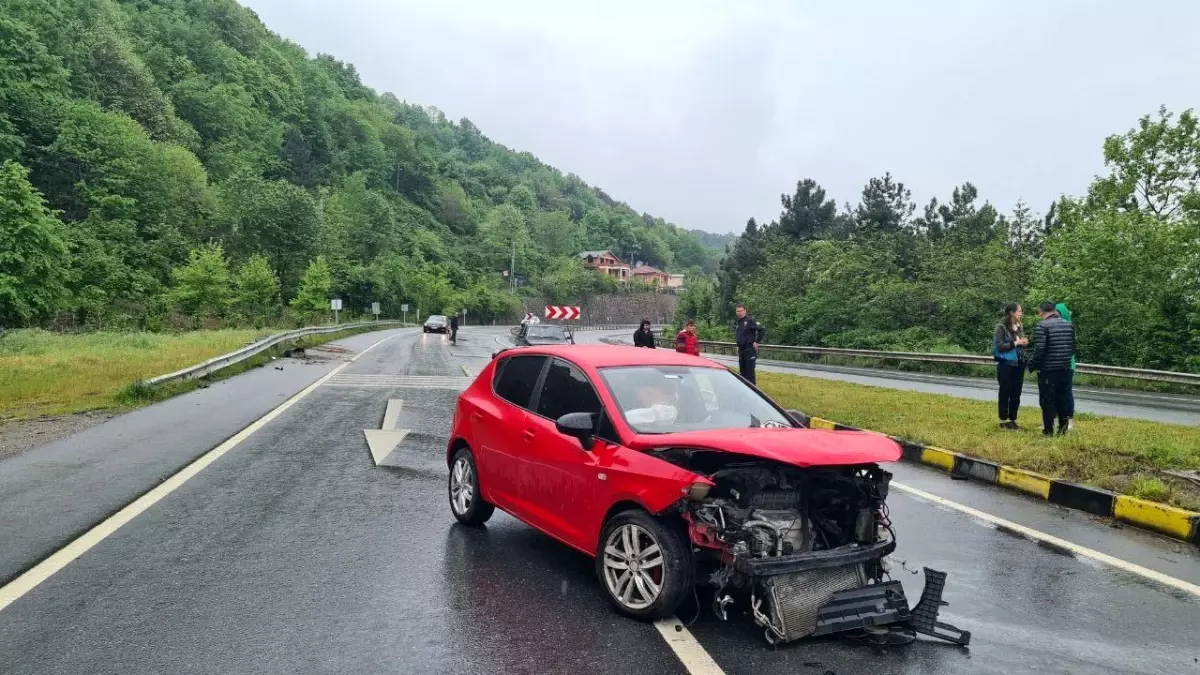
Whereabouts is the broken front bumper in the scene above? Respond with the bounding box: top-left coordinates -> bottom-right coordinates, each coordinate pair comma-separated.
751,566 -> 971,646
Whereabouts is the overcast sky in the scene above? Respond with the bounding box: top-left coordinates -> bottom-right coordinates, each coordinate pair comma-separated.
241,0 -> 1200,233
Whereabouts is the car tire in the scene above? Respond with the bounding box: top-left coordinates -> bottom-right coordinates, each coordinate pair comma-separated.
448,447 -> 494,526
596,509 -> 692,621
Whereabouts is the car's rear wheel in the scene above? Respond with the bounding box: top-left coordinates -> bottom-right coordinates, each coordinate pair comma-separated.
596,509 -> 691,620
448,447 -> 494,525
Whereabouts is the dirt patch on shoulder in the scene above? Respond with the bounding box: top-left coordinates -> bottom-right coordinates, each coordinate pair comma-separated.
0,411 -> 116,461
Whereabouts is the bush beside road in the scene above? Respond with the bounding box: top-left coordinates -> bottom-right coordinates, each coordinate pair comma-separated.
756,371 -> 1200,511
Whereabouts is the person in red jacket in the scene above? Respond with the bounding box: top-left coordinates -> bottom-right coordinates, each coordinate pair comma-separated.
675,319 -> 700,356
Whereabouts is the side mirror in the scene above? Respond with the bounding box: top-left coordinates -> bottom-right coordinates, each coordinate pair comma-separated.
786,409 -> 810,428
555,412 -> 596,450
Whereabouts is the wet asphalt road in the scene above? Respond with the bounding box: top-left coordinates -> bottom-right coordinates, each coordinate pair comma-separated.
1,326 -> 1198,675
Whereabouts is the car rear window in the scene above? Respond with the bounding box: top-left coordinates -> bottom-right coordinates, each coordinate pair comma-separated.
493,355 -> 547,409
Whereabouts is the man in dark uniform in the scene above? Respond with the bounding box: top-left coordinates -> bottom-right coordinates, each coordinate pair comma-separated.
733,304 -> 764,384
449,313 -> 459,345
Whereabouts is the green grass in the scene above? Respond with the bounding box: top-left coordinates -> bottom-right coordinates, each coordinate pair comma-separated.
0,329 -> 272,419
0,326 -> 394,419
756,371 -> 1200,510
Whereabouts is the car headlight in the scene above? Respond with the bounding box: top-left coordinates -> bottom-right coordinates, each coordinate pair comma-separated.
686,482 -> 711,501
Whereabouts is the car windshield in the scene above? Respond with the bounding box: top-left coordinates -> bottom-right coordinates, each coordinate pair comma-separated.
427,315 -> 446,323
525,325 -> 568,340
599,366 -> 792,434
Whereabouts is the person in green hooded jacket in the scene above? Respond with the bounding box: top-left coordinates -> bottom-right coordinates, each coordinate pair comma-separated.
1055,302 -> 1076,430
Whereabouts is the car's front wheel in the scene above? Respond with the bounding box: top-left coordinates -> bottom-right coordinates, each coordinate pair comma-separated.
596,509 -> 692,620
448,447 -> 494,526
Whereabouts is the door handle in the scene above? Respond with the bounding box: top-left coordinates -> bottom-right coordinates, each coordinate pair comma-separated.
471,412 -> 483,421
522,429 -> 536,440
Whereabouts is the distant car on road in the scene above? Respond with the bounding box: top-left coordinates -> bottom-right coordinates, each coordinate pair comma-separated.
423,315 -> 449,333
514,323 -> 574,347
444,345 -> 968,646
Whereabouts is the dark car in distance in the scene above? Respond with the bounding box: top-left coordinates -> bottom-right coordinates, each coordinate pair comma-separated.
514,323 -> 574,346
423,315 -> 449,333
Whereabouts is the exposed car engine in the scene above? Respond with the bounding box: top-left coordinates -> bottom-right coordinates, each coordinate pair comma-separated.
654,448 -> 968,646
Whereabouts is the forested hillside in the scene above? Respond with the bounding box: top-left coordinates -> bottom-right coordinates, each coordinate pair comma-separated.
0,0 -> 720,329
680,108 -> 1200,372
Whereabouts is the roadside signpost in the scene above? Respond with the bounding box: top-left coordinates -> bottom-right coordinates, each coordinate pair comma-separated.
401,303 -> 409,325
331,298 -> 342,325
544,306 -> 581,320
371,302 -> 381,320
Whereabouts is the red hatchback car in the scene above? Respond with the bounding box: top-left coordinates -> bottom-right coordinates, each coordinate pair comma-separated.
446,345 -> 969,645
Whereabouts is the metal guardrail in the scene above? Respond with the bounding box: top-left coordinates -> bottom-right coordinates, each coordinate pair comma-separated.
650,338 -> 1200,386
145,321 -> 404,387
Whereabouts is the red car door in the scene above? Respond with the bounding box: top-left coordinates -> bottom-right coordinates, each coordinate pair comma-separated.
475,354 -> 548,519
521,358 -> 618,552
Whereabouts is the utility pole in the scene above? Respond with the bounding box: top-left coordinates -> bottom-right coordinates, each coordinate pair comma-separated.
510,240 -> 517,294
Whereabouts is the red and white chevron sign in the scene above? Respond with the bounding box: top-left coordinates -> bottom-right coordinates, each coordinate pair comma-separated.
544,305 -> 581,320
524,312 -> 536,321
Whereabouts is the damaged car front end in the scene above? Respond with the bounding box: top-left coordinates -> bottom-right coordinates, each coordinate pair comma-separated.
656,447 -> 970,646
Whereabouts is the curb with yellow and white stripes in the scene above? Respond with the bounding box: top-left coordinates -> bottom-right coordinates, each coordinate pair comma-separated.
806,416 -> 1200,545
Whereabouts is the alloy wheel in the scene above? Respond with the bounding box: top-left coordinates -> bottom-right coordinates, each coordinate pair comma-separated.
449,457 -> 473,515
602,524 -> 665,610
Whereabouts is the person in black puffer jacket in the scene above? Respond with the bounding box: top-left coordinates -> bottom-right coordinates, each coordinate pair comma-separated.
633,319 -> 656,348
1029,301 -> 1077,436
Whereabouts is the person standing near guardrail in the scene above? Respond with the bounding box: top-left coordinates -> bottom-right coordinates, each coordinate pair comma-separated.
993,303 -> 1029,429
633,319 -> 656,348
1054,302 -> 1076,431
734,304 -> 764,384
1029,301 -> 1077,436
675,319 -> 700,356
449,313 -> 459,345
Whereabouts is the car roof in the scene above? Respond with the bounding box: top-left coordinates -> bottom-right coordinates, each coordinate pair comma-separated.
506,344 -> 722,368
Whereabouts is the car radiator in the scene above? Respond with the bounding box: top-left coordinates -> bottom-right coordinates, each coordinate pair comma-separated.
757,565 -> 865,643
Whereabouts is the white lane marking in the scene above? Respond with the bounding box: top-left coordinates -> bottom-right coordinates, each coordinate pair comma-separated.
460,365 -> 473,378
363,429 -> 410,465
0,331 -> 403,614
381,399 -> 404,431
654,619 -> 726,675
892,481 -> 1200,598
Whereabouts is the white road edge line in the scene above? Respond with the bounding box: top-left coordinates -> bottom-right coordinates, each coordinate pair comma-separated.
0,331 -> 403,614
891,481 -> 1200,598
654,618 -> 726,675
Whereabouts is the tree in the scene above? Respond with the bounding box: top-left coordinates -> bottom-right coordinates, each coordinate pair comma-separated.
854,173 -> 915,236
169,243 -> 232,317
531,210 -> 584,258
0,160 -> 70,325
1087,106 -> 1200,220
505,184 -> 538,218
234,254 -> 281,322
1033,209 -> 1197,370
777,179 -> 837,240
717,218 -> 767,318
436,180 -> 475,235
478,204 -> 532,272
216,173 -> 319,295
290,256 -> 333,317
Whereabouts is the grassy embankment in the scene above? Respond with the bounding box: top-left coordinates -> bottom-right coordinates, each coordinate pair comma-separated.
756,371 -> 1200,511
0,325 -> 394,419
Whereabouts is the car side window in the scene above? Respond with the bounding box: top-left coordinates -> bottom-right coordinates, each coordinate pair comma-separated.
493,355 -> 547,410
536,359 -> 618,442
